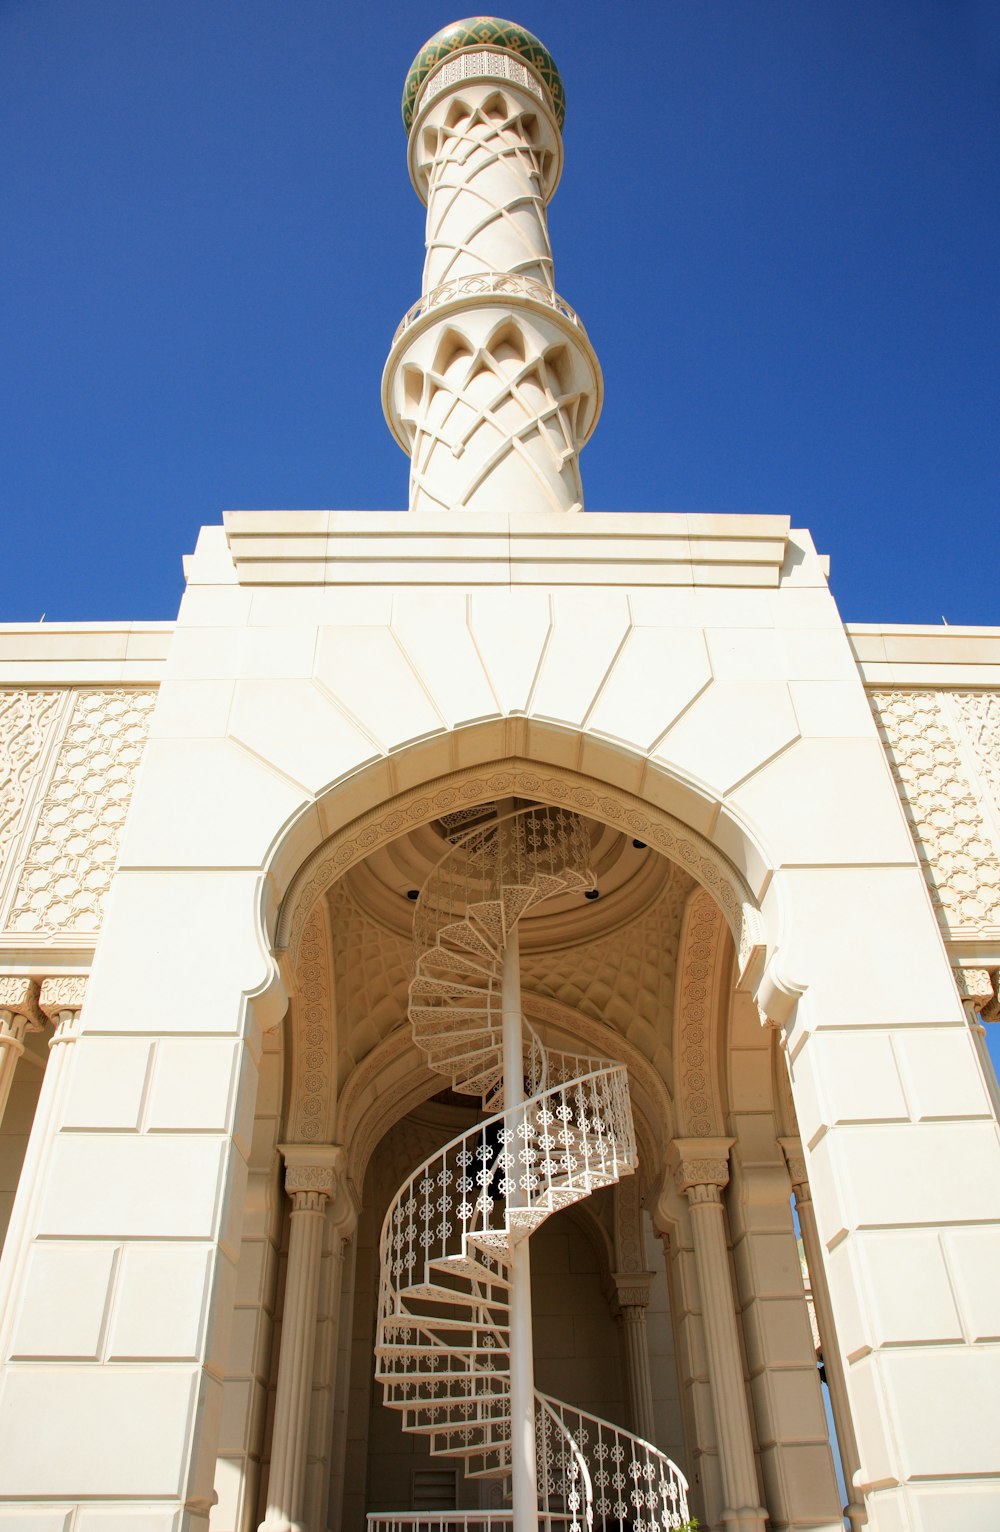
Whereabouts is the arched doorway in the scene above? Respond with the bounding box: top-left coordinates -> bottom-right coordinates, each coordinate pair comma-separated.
218,770 -> 841,1532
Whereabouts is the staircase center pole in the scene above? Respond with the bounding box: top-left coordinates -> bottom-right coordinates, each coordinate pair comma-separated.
501,923 -> 539,1532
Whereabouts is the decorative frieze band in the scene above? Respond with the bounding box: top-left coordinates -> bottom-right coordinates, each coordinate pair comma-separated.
417,48 -> 549,125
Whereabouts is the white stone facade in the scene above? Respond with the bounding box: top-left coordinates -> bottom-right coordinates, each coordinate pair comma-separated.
1,548 -> 998,1532
0,21 -> 998,1532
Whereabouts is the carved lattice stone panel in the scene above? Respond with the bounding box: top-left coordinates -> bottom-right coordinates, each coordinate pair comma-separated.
870,690 -> 1000,936
952,692 -> 1000,815
6,689 -> 157,936
0,690 -> 63,889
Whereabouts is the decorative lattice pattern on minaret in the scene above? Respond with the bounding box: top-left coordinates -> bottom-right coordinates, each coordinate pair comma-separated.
383,27 -> 602,515
420,95 -> 555,290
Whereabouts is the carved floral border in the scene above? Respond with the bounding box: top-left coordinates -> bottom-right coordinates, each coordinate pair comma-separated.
277,760 -> 763,969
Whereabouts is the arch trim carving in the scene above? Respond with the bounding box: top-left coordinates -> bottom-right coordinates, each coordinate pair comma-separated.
672,886 -> 728,1139
285,898 -> 336,1145
276,758 -> 764,968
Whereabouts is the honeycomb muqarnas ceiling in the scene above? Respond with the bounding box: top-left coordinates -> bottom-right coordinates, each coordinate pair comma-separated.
328,857 -> 694,1094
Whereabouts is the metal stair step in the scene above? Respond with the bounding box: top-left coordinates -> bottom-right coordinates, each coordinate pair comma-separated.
404,1413 -> 511,1436
381,1377 -> 508,1403
410,975 -> 485,1001
436,919 -> 499,960
381,1326 -> 510,1349
422,1430 -> 511,1457
380,1313 -> 509,1337
420,947 -> 493,980
378,1366 -> 511,1382
409,1004 -> 490,1025
498,884 -> 539,928
425,1037 -> 501,1070
429,1254 -> 512,1286
400,1282 -> 509,1310
465,900 -> 507,948
453,1062 -> 504,1097
466,1230 -> 517,1258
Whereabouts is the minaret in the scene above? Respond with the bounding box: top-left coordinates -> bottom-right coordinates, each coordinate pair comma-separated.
383,18 -> 603,515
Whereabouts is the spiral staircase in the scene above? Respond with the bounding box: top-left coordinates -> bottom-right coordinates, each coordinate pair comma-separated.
370,805 -> 690,1532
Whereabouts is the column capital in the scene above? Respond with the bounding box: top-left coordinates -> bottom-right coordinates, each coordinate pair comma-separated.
983,971 -> 1000,1024
777,1135 -> 809,1193
279,1143 -> 359,1235
669,1136 -> 734,1201
954,965 -> 997,1015
610,1270 -> 656,1313
0,977 -> 45,1032
279,1142 -> 344,1201
39,975 -> 88,1043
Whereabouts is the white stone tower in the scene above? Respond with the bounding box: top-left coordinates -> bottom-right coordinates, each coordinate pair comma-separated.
383,18 -> 603,514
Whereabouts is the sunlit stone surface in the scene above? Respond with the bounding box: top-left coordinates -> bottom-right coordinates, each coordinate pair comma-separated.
0,17 -> 998,1532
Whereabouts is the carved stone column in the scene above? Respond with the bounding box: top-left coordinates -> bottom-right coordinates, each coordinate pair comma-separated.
669,1139 -> 767,1532
611,1270 -> 657,1442
304,1177 -> 359,1532
260,1144 -> 344,1532
778,1138 -> 866,1531
0,978 -> 45,1128
0,976 -> 86,1332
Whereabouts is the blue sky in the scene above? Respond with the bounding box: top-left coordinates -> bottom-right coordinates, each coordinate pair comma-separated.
2,0 -> 998,626
3,5 -> 1000,1071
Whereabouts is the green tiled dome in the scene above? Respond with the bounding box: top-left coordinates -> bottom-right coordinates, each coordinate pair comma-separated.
402,17 -> 565,133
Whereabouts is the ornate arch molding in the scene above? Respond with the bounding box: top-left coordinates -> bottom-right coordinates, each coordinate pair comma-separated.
672,886 -> 730,1139
275,758 -> 765,969
613,1171 -> 647,1282
284,899 -> 338,1145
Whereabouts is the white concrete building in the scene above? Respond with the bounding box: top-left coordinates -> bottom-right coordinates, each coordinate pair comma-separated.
0,18 -> 998,1532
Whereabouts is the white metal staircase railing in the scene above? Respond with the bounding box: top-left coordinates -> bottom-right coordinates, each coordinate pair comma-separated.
371,806 -> 691,1532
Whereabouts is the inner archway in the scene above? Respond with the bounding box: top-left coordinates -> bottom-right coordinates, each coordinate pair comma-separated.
229,759 -> 841,1532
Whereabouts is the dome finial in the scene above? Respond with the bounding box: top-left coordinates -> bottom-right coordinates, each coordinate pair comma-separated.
402,17 -> 566,133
